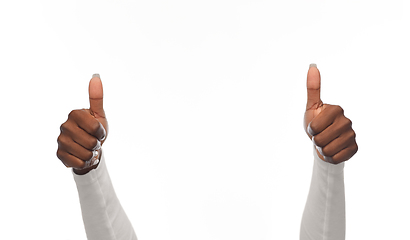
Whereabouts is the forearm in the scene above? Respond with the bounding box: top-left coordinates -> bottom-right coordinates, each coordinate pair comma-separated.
300,146 -> 346,240
72,150 -> 137,240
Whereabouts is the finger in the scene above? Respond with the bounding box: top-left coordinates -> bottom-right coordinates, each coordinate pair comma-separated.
57,149 -> 87,169
89,74 -> 105,118
71,126 -> 101,151
68,110 -> 106,140
319,130 -> 356,157
312,116 -> 352,147
306,64 -> 322,110
308,105 -> 343,136
60,118 -> 101,150
326,144 -> 358,164
57,135 -> 96,161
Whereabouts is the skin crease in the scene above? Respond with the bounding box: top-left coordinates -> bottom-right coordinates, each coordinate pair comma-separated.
57,75 -> 109,175
303,65 -> 358,164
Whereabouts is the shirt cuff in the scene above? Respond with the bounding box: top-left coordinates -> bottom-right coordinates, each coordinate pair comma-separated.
313,146 -> 345,175
72,150 -> 107,186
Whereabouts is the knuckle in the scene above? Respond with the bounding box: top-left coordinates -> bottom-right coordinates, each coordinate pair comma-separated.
71,161 -> 83,169
330,156 -> 343,165
60,122 -> 74,136
343,117 -> 353,128
335,105 -> 344,114
349,130 -> 356,140
86,151 -> 94,160
92,138 -> 100,149
60,122 -> 68,133
68,109 -> 87,122
56,149 -> 65,162
312,135 -> 325,147
329,105 -> 344,116
79,150 -> 93,162
353,143 -> 359,154
309,122 -> 319,135
321,148 -> 331,157
68,110 -> 78,119
90,120 -> 101,134
88,138 -> 99,150
57,135 -> 66,146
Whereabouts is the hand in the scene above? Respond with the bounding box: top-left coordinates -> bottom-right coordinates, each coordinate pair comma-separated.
57,74 -> 109,174
303,64 -> 358,164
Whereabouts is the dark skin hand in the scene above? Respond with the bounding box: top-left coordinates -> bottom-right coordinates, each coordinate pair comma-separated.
57,74 -> 109,174
303,65 -> 358,164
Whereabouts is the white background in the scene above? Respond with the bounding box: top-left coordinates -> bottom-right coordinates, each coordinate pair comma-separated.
0,0 -> 409,239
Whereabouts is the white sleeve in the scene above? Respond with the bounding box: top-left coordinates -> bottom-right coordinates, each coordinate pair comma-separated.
300,146 -> 346,240
72,150 -> 138,240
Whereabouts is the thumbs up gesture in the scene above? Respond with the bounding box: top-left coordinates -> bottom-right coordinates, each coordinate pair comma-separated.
303,64 -> 358,164
57,74 -> 108,174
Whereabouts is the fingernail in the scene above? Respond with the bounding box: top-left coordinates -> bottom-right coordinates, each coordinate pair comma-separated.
92,73 -> 100,78
92,158 -> 100,166
91,150 -> 99,159
308,123 -> 315,136
82,160 -> 92,169
324,156 -> 334,164
92,140 -> 101,151
316,145 -> 324,156
309,63 -> 317,68
100,122 -> 107,141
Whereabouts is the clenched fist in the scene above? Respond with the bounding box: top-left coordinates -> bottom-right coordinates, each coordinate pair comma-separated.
304,64 -> 358,164
57,74 -> 109,174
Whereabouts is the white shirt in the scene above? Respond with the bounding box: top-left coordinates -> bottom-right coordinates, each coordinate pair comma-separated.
73,147 -> 345,240
300,147 -> 345,240
72,151 -> 138,240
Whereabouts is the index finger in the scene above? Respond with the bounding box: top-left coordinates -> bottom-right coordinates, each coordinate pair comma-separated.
69,109 -> 106,140
307,105 -> 343,136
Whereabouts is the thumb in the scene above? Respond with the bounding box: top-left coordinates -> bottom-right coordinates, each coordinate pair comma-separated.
306,64 -> 322,110
89,74 -> 106,118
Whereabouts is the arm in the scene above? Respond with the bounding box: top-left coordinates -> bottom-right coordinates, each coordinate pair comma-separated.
57,74 -> 137,239
72,150 -> 138,240
300,64 -> 358,239
300,147 -> 345,240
